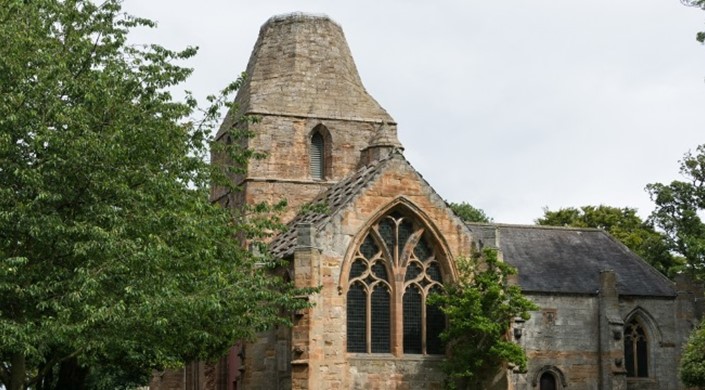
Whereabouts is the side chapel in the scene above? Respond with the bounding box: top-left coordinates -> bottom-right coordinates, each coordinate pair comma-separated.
150,13 -> 703,390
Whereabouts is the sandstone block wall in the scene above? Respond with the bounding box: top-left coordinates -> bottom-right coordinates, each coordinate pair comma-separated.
282,156 -> 472,389
515,294 -> 601,390
511,293 -> 690,390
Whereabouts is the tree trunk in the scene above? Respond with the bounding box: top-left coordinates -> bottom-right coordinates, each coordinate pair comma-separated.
9,353 -> 26,390
54,357 -> 88,390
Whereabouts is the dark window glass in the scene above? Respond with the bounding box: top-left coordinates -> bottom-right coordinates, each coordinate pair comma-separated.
414,235 -> 432,260
539,373 -> 556,390
347,283 -> 366,352
360,235 -> 378,259
426,287 -> 445,354
377,218 -> 395,256
371,261 -> 388,281
403,286 -> 422,354
427,262 -> 442,282
398,219 -> 414,250
310,132 -> 324,180
371,285 -> 391,353
625,320 -> 648,378
404,262 -> 423,282
636,336 -> 648,377
349,259 -> 366,279
625,335 -> 635,377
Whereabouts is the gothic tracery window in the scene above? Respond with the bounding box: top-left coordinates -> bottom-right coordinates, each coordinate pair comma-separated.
624,319 -> 649,378
346,210 -> 445,355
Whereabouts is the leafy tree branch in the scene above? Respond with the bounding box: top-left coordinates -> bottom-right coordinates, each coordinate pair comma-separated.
429,248 -> 537,389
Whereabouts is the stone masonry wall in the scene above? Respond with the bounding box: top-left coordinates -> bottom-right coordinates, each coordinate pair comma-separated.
286,155 -> 471,389
510,293 -> 688,390
619,296 -> 686,390
512,294 -> 601,390
238,116 -> 386,223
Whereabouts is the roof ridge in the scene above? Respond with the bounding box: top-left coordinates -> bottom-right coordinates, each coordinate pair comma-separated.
466,222 -> 605,232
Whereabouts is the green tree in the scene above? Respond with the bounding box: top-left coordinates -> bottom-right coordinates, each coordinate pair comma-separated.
429,248 -> 537,389
0,1 -> 311,389
646,145 -> 705,280
680,319 -> 705,388
448,201 -> 492,223
536,205 -> 679,276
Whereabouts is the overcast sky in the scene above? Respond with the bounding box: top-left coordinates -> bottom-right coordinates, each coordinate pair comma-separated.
123,1 -> 705,224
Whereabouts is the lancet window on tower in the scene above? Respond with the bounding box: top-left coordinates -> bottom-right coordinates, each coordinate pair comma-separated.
310,128 -> 326,180
624,319 -> 649,378
346,210 -> 445,355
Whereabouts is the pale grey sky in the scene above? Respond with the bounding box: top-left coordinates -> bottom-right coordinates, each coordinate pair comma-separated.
123,1 -> 705,224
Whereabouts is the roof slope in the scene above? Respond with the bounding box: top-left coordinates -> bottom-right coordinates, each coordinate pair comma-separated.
468,224 -> 676,297
269,155 -> 390,258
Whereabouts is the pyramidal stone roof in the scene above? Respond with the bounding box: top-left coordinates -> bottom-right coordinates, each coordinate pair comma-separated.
232,13 -> 394,124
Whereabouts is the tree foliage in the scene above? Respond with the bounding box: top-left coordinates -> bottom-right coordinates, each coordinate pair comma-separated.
448,201 -> 492,223
646,145 -> 705,280
680,319 -> 705,388
429,248 -> 537,389
681,0 -> 705,43
0,1 -> 312,389
536,205 -> 679,276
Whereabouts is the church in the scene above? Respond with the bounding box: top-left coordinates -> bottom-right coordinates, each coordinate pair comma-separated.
150,13 -> 703,390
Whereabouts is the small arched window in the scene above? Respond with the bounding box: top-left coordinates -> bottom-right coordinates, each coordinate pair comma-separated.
625,319 -> 649,377
310,131 -> 325,180
346,209 -> 445,355
540,372 -> 557,390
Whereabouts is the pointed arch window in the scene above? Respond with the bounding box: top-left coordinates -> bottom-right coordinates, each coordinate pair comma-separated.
624,319 -> 649,378
346,210 -> 445,355
310,130 -> 325,180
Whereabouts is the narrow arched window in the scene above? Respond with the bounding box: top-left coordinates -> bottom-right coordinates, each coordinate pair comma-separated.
346,209 -> 445,355
625,320 -> 648,377
310,131 -> 324,180
540,372 -> 557,390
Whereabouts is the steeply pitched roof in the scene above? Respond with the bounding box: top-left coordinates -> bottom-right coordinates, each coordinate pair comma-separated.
466,224 -> 676,297
269,155 -> 392,258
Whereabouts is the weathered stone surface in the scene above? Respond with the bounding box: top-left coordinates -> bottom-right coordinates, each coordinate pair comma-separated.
221,13 -> 393,130
167,11 -> 703,390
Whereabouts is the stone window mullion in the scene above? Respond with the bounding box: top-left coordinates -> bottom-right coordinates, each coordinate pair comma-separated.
421,288 -> 427,355
392,277 -> 404,356
365,285 -> 372,353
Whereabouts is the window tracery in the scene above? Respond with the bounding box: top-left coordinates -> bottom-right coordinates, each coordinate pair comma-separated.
625,319 -> 649,377
346,210 -> 445,355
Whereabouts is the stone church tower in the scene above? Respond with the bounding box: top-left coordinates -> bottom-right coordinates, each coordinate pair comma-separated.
150,12 -> 702,390
210,13 -> 397,222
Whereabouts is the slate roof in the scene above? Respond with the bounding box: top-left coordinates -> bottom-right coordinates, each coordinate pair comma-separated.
269,156 -> 391,258
467,224 -> 676,297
